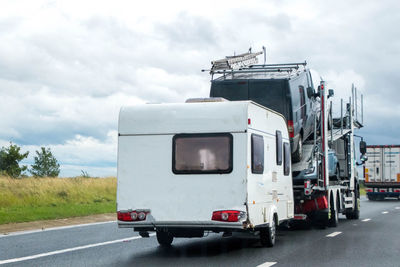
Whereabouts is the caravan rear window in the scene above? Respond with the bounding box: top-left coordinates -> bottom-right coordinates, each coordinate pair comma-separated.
172,133 -> 233,174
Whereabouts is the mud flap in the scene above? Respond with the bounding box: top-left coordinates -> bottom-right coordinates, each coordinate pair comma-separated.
312,209 -> 329,228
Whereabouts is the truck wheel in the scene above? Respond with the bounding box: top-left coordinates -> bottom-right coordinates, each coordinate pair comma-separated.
292,136 -> 303,163
346,188 -> 360,219
328,197 -> 338,227
352,195 -> 360,219
260,218 -> 276,247
156,231 -> 173,246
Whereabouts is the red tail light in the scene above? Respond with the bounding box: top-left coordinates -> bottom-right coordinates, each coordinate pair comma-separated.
117,210 -> 149,222
287,120 -> 294,138
366,189 -> 373,192
394,189 -> 400,193
212,210 -> 245,222
304,180 -> 312,195
379,189 -> 386,193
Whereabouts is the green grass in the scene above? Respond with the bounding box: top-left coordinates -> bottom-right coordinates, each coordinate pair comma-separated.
0,176 -> 116,224
360,182 -> 366,196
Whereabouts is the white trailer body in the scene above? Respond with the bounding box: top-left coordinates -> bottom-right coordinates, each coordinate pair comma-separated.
365,145 -> 400,200
117,101 -> 293,245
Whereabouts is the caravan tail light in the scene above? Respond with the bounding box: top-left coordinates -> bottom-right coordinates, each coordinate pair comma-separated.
380,189 -> 387,193
117,211 -> 134,221
212,210 -> 245,222
394,189 -> 400,193
366,188 -> 373,192
287,120 -> 294,138
117,210 -> 149,222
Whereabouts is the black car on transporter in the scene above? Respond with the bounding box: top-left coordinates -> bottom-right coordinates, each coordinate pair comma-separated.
210,63 -> 319,162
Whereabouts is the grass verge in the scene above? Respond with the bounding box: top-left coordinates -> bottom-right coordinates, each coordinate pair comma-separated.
360,182 -> 366,196
0,176 -> 116,225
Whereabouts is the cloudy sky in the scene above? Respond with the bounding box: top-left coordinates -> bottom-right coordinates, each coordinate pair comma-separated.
1,0 -> 399,177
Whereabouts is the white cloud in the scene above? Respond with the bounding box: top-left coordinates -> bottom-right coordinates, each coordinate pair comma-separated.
13,130 -> 118,177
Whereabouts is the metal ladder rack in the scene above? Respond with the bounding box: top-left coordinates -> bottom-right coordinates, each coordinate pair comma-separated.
210,51 -> 262,72
248,62 -> 307,69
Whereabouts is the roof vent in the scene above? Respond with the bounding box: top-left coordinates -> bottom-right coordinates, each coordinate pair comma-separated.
185,97 -> 229,103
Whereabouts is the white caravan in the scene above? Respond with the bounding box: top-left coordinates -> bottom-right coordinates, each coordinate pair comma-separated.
117,100 -> 294,247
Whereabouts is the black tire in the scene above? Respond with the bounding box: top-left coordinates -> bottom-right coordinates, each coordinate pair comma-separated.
156,231 -> 173,246
292,135 -> 303,163
260,217 -> 276,247
346,186 -> 360,219
353,194 -> 360,219
367,194 -> 375,201
328,196 -> 338,227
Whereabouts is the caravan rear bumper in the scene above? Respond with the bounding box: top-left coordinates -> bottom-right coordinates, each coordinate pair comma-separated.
118,220 -> 245,232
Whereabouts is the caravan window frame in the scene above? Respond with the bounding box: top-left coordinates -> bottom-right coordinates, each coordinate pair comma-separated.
276,130 -> 282,165
172,133 -> 233,174
283,142 -> 291,176
251,134 -> 264,174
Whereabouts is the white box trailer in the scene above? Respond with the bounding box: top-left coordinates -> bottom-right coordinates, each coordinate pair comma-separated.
117,100 -> 294,246
365,145 -> 400,200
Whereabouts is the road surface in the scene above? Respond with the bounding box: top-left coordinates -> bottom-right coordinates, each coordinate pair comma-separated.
1,197 -> 399,267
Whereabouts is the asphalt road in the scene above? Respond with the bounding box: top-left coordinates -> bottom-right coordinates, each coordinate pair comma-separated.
1,197 -> 399,267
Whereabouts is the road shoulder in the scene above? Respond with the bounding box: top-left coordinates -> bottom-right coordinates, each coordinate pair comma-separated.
0,213 -> 115,235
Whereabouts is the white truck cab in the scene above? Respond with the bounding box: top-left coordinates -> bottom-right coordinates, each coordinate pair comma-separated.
117,100 -> 294,247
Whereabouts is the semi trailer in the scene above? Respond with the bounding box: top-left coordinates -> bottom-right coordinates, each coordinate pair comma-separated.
364,145 -> 400,200
117,50 -> 366,246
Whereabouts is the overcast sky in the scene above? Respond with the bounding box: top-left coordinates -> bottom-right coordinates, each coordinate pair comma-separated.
1,0 -> 399,177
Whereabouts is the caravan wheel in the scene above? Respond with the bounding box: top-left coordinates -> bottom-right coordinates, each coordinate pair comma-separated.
156,231 -> 173,246
260,218 -> 276,247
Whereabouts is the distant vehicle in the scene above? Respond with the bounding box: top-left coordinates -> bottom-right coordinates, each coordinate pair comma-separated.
117,100 -> 294,247
364,145 -> 400,200
209,62 -> 320,162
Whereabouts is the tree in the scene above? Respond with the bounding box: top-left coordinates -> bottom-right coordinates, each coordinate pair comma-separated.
0,143 -> 29,178
30,147 -> 60,177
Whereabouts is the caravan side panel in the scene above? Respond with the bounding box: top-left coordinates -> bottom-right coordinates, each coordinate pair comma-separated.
246,103 -> 294,227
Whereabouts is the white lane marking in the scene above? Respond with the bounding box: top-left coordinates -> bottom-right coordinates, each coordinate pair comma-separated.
0,234 -> 155,265
257,262 -> 277,267
362,218 -> 371,222
382,211 -> 389,214
395,207 -> 400,210
0,221 -> 116,238
326,231 -> 342,237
